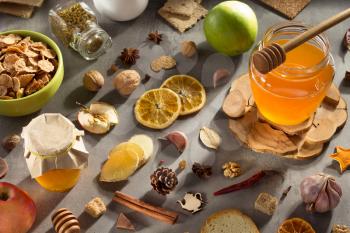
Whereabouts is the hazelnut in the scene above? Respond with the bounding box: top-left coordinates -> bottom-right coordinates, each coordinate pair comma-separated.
83,70 -> 104,92
181,41 -> 197,58
113,70 -> 141,96
2,134 -> 20,152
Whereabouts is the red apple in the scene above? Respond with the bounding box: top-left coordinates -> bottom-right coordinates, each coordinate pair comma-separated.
0,182 -> 36,233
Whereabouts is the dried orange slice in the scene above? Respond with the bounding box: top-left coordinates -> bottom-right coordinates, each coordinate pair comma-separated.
134,88 -> 181,129
278,218 -> 316,233
161,75 -> 206,115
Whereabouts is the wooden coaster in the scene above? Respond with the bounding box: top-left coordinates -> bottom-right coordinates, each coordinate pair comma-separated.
256,0 -> 311,19
225,74 -> 348,160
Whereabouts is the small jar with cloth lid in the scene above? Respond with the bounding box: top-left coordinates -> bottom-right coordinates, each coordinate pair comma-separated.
21,113 -> 89,192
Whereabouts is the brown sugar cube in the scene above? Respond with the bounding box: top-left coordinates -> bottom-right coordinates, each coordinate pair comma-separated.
84,197 -> 106,218
254,192 -> 278,216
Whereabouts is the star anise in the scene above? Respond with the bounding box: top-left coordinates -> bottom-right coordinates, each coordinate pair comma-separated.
119,48 -> 140,65
147,31 -> 163,44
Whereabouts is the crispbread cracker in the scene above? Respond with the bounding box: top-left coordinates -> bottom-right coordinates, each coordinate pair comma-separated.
0,0 -> 44,7
162,0 -> 196,17
257,0 -> 311,19
158,2 -> 208,33
0,2 -> 34,18
151,56 -> 176,72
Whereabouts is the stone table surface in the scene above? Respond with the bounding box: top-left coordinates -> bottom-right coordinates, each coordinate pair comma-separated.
1,0 -> 350,232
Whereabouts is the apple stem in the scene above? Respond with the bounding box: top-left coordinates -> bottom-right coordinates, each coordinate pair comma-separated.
0,192 -> 9,201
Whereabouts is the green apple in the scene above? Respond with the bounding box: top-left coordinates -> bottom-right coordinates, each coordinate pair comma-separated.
204,1 -> 258,56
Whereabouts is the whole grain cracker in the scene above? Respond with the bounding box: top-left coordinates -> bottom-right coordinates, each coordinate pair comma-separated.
150,55 -> 176,72
257,0 -> 311,19
162,0 -> 196,17
158,2 -> 208,33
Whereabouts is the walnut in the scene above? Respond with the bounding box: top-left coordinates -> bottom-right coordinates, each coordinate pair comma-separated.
181,41 -> 197,58
222,161 -> 241,178
83,70 -> 104,92
2,134 -> 20,152
113,70 -> 141,96
332,224 -> 350,233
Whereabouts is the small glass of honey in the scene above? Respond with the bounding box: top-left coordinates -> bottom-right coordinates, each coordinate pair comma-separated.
249,22 -> 334,126
22,113 -> 89,192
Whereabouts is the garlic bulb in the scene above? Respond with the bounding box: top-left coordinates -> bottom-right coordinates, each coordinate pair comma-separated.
300,173 -> 342,213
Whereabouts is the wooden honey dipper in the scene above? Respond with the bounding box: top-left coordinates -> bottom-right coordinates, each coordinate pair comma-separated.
253,8 -> 350,74
51,208 -> 80,233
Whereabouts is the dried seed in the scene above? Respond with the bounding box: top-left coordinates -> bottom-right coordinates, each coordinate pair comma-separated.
199,127 -> 221,150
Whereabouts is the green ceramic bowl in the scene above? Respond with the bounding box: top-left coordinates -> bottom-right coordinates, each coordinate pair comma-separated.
0,30 -> 64,116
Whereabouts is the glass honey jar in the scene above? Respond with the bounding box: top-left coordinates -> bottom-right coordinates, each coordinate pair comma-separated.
22,113 -> 89,192
249,22 -> 334,126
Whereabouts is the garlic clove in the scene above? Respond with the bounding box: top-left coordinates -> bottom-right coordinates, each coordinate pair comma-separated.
77,110 -> 111,134
89,102 -> 119,125
213,68 -> 230,88
160,131 -> 188,153
199,127 -> 221,150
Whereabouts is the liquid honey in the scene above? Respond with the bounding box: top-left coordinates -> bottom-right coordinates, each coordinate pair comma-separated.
35,169 -> 81,192
250,39 -> 334,125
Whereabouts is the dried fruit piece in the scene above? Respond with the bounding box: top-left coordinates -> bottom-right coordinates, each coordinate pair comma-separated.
77,102 -> 118,134
134,88 -> 181,129
83,70 -> 104,92
213,68 -> 230,88
332,224 -> 350,233
112,142 -> 145,166
161,75 -> 206,115
178,160 -> 187,170
199,127 -> 221,150
177,192 -> 204,214
222,161 -> 241,178
160,131 -> 188,153
192,162 -> 212,179
119,48 -> 140,65
0,158 -> 9,179
222,89 -> 246,118
100,149 -> 139,182
150,167 -> 178,195
2,134 -> 20,152
116,213 -> 135,231
181,41 -> 197,58
128,134 -> 154,163
329,146 -> 350,173
113,70 -> 141,96
148,31 -> 163,44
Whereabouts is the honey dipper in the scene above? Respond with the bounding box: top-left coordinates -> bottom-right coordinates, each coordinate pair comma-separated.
253,8 -> 350,74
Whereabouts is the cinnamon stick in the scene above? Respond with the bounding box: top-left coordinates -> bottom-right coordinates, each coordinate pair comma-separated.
113,191 -> 178,225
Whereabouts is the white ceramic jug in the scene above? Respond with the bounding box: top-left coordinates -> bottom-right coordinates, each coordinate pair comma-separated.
93,0 -> 149,21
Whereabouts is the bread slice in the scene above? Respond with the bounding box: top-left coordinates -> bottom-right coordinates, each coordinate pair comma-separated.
201,209 -> 260,233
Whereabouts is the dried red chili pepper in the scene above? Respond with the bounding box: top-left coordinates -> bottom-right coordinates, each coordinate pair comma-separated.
213,170 -> 279,196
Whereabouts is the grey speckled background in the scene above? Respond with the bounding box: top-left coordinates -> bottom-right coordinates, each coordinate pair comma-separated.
1,0 -> 350,232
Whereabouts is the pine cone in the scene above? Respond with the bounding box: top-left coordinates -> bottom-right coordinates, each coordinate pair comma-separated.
192,163 -> 212,179
150,167 -> 178,195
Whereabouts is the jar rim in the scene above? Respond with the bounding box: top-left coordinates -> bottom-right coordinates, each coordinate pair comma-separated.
261,21 -> 331,78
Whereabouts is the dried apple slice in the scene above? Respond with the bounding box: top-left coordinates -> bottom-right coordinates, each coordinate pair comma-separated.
90,102 -> 118,125
77,102 -> 118,134
129,134 -> 154,163
111,142 -> 145,165
100,150 -> 139,182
